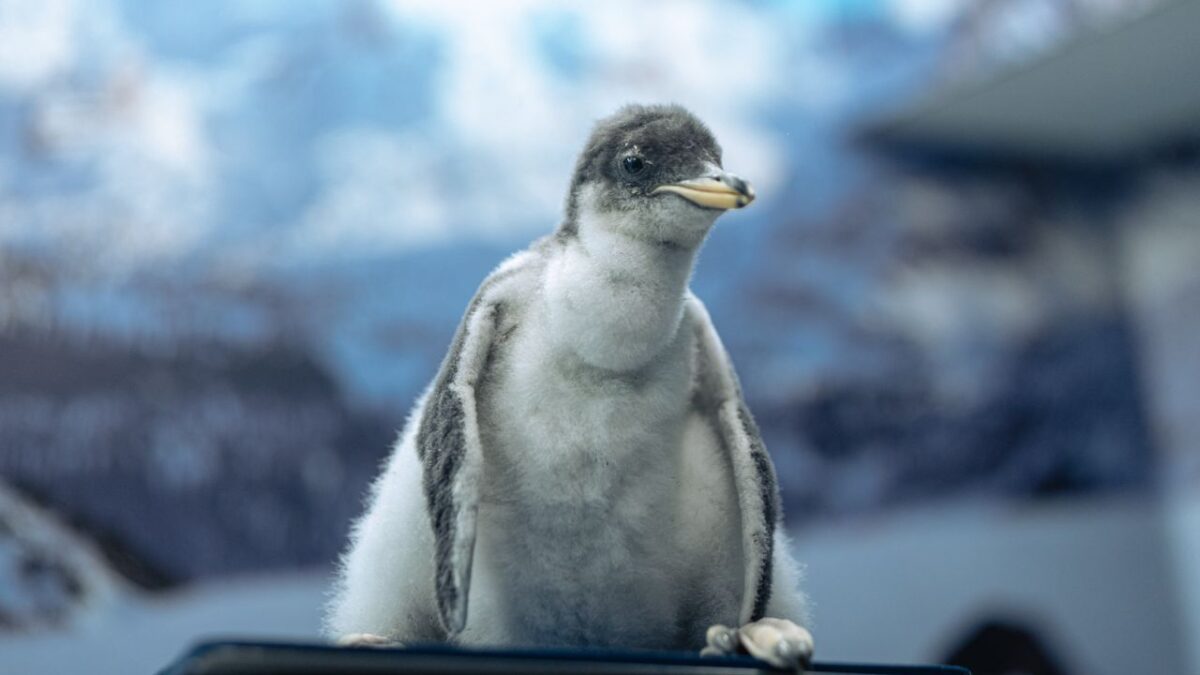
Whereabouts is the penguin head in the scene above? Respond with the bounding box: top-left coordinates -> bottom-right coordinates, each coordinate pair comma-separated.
561,104 -> 755,249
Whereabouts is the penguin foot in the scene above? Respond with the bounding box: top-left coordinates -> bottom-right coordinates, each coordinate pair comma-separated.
336,632 -> 399,648
701,618 -> 813,671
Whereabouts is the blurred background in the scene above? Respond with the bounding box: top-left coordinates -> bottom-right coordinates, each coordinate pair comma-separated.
0,0 -> 1197,673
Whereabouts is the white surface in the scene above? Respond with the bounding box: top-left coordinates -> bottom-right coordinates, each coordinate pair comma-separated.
0,573 -> 327,675
1166,495 -> 1200,674
795,497 -> 1190,674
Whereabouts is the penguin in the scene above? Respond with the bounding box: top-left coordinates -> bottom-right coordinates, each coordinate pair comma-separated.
324,104 -> 814,670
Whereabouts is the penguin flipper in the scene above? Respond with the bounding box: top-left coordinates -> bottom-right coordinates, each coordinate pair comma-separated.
417,282 -> 508,637
684,293 -> 782,627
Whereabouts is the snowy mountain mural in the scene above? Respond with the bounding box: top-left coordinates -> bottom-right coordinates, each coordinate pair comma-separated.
0,0 -> 1156,595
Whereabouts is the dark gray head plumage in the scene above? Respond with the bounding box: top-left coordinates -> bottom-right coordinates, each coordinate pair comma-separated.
559,104 -> 727,237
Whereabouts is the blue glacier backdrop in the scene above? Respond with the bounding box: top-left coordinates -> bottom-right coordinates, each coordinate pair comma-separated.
0,0 -> 1157,618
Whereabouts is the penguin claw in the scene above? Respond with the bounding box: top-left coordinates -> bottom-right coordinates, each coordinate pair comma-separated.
703,624 -> 740,655
737,618 -> 814,671
336,633 -> 399,648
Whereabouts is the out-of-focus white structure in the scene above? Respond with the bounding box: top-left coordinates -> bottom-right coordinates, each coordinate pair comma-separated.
841,1 -> 1200,672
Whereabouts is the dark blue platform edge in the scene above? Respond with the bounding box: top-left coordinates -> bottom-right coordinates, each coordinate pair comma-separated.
158,639 -> 971,675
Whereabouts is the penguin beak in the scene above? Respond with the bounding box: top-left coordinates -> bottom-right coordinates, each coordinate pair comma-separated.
651,167 -> 755,210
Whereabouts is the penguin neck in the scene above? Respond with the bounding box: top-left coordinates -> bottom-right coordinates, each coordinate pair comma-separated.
545,215 -> 699,372
577,220 -> 698,297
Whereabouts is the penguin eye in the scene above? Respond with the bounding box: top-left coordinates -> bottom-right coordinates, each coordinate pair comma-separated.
622,156 -> 645,175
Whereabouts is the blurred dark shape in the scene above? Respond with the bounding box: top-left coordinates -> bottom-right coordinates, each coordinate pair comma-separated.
945,619 -> 1069,675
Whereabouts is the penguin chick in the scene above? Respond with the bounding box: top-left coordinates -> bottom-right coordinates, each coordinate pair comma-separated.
325,104 -> 813,669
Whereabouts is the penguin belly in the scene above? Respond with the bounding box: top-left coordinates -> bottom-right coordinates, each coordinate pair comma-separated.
461,318 -> 738,648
